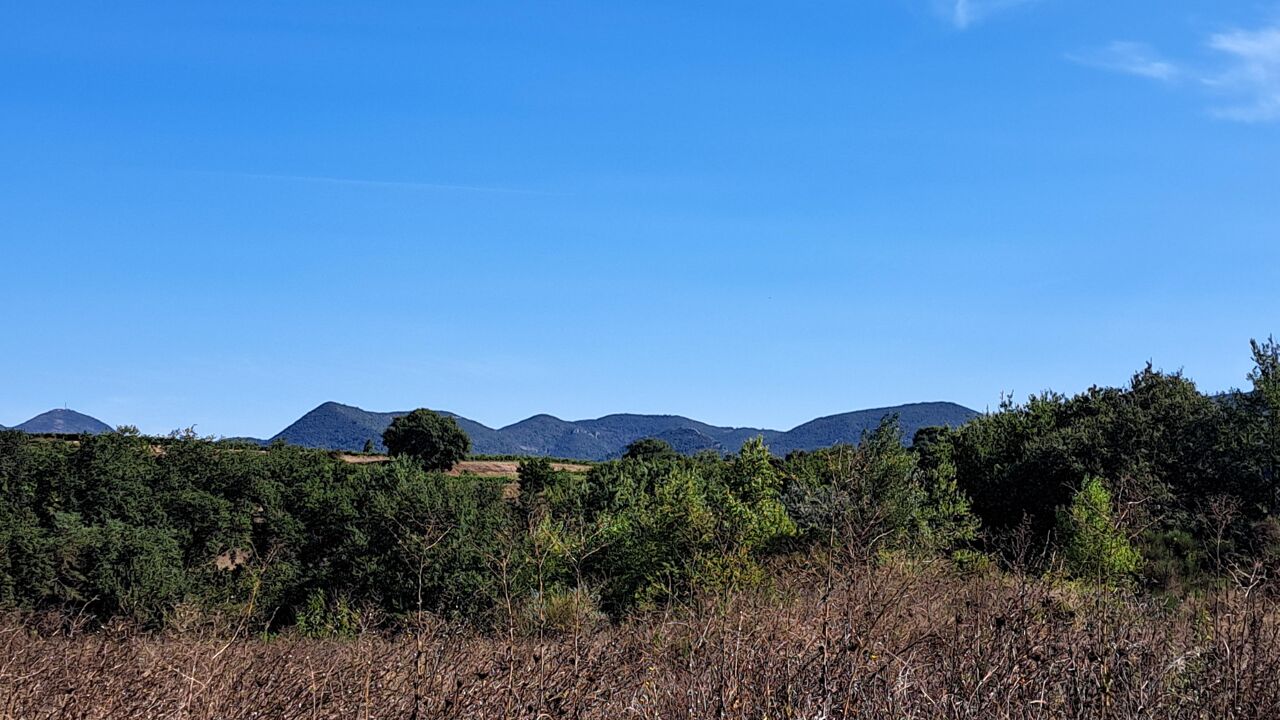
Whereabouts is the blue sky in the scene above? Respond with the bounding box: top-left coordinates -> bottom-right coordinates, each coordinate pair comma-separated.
2,1 -> 1278,437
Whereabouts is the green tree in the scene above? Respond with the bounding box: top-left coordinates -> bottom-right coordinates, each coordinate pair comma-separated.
721,437 -> 796,549
783,418 -> 966,555
51,514 -> 187,625
942,365 -> 1228,573
517,457 -> 570,520
912,428 -> 980,553
517,457 -> 556,498
1248,336 -> 1280,507
567,441 -> 795,612
381,409 -> 471,472
0,432 -> 56,608
622,438 -> 677,461
1059,476 -> 1140,584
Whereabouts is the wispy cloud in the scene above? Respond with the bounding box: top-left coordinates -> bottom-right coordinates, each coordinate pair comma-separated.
941,0 -> 1040,30
1204,26 -> 1280,122
1073,24 -> 1280,123
1067,41 -> 1181,82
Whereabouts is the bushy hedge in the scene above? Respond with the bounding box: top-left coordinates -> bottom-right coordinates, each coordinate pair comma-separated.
930,338 -> 1280,590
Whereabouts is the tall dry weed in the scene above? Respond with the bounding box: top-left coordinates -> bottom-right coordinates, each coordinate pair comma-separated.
3,562 -> 1278,719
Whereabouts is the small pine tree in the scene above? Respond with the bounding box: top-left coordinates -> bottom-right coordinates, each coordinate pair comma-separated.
1059,476 -> 1140,584
916,451 -> 980,554
1249,336 -> 1280,497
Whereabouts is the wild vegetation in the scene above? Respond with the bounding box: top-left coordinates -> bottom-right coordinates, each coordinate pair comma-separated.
0,338 -> 1278,717
5,562 -> 1279,719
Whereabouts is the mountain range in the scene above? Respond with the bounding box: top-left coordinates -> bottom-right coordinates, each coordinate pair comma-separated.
3,401 -> 981,460
266,401 -> 980,459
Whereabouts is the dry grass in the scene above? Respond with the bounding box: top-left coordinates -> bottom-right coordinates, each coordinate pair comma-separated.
3,563 -> 1279,719
444,460 -> 592,478
334,456 -> 592,477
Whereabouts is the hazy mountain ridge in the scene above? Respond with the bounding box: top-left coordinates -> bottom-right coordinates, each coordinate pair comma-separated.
270,401 -> 981,459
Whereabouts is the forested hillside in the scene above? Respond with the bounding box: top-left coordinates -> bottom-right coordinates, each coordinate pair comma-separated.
269,401 -> 979,457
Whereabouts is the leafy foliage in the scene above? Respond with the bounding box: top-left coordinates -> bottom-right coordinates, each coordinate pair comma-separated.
1,338 -> 1279,628
622,438 -> 677,461
782,418 -> 977,556
1058,477 -> 1141,584
381,409 -> 471,471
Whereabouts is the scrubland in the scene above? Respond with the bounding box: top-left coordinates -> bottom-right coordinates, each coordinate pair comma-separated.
4,561 -> 1279,719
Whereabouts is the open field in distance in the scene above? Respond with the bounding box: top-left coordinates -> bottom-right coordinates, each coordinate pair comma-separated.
336,455 -> 592,477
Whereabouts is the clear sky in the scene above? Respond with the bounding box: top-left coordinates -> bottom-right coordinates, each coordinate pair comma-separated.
2,1 -> 1278,438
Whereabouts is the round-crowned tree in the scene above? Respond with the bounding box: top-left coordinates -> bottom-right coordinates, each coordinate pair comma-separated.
622,437 -> 677,461
381,409 -> 471,471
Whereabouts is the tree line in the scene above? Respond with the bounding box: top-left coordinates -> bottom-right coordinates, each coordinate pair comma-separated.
0,338 -> 1276,631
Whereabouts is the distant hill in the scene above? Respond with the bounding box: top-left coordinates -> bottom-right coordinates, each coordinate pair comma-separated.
269,402 -> 404,452
14,409 -> 112,435
268,401 -> 980,459
767,402 -> 982,456
269,402 -> 508,453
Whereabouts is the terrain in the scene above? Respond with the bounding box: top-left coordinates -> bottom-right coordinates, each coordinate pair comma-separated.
1,401 -> 981,459
269,400 -> 980,458
5,563 -> 1277,719
1,340 -> 1279,719
338,455 -> 591,478
12,408 -> 112,435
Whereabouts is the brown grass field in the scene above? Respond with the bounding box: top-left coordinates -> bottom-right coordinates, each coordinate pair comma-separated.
336,456 -> 591,478
3,561 -> 1279,719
